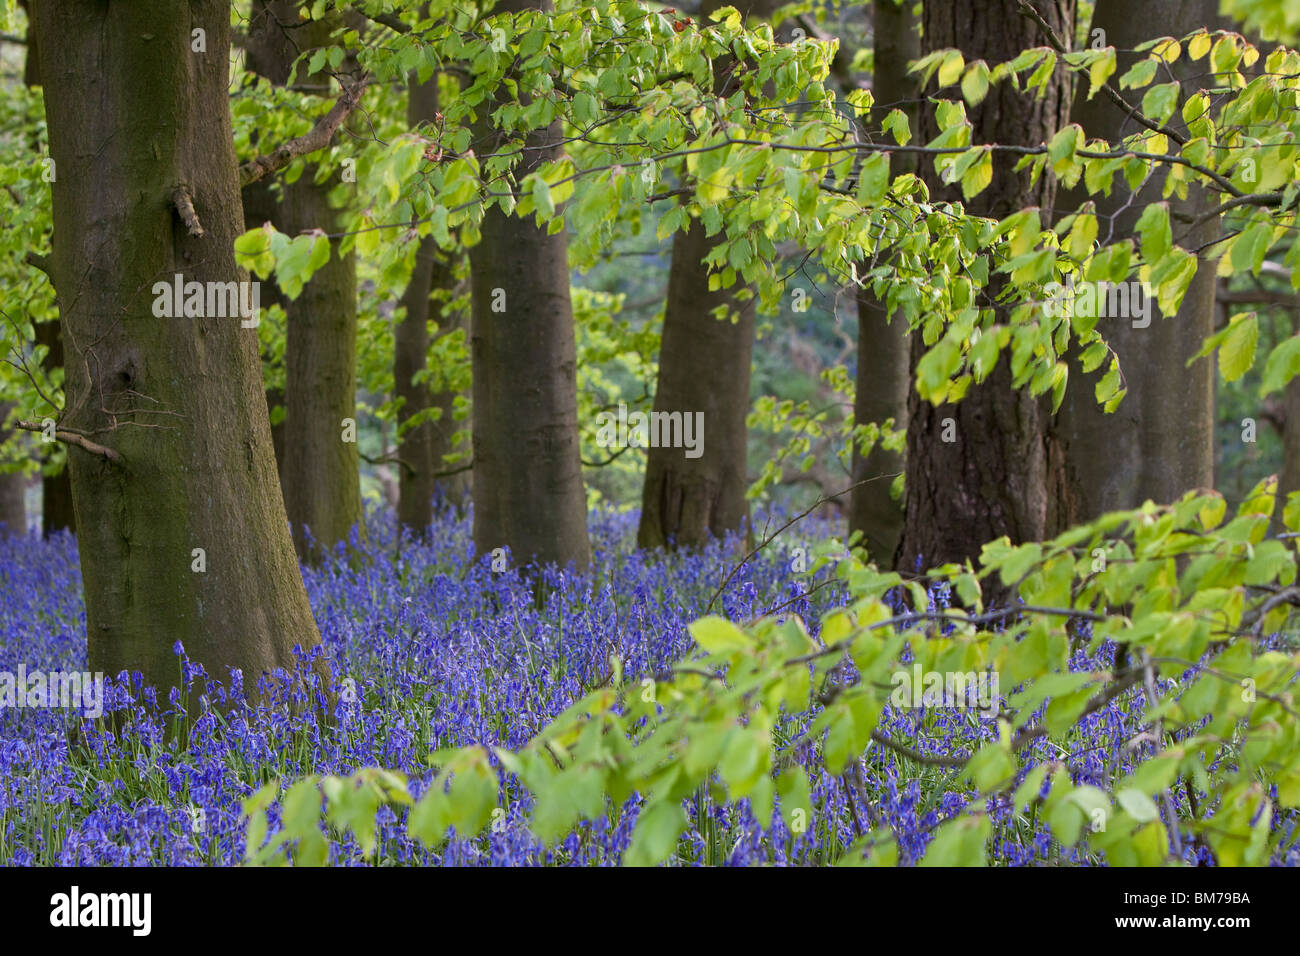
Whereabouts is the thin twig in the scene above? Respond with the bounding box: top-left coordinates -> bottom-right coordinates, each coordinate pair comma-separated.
704,476 -> 881,614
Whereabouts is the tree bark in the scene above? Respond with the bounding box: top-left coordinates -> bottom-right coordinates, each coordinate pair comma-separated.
396,72 -> 468,532
900,0 -> 1075,571
244,0 -> 363,563
34,317 -> 76,536
636,0 -> 776,551
242,176 -> 289,475
0,407 -> 27,537
848,0 -> 917,565
0,474 -> 26,537
1054,0 -> 1224,523
31,0 -> 324,697
1279,346 -> 1300,525
638,219 -> 755,549
468,0 -> 590,571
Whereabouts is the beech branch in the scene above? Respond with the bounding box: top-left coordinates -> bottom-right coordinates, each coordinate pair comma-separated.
15,420 -> 123,464
1015,0 -> 1188,147
239,80 -> 368,188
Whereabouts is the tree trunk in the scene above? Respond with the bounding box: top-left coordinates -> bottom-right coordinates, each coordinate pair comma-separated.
31,0 -> 323,697
246,0 -> 363,562
637,220 -> 755,549
0,474 -> 26,538
1278,348 -> 1300,525
468,0 -> 590,571
1054,0 -> 1223,523
277,171 -> 363,561
0,407 -> 27,537
396,72 -> 468,533
900,0 -> 1075,571
636,0 -> 777,551
848,0 -> 917,565
242,176 -> 289,475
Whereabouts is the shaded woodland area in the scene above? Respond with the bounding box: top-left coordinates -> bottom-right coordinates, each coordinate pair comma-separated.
0,0 -> 1299,869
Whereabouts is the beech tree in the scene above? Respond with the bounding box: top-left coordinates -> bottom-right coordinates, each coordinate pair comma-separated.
1054,0 -> 1225,523
9,0 -> 1300,695
848,0 -> 917,565
16,5 -> 74,536
0,405 -> 24,536
900,0 -> 1075,571
244,0 -> 364,562
395,71 -> 468,532
636,0 -> 774,551
28,0 -> 324,694
466,0 -> 591,571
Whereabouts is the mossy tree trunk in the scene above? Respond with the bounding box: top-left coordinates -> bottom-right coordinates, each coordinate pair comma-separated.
31,0 -> 323,696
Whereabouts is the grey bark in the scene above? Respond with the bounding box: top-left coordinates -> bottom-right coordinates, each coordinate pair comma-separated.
1054,0 -> 1224,523
396,72 -> 468,532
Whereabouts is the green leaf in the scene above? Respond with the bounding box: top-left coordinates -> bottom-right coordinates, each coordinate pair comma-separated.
881,109 -> 911,145
1230,220 -> 1273,276
938,50 -> 965,88
531,174 -> 554,220
1140,82 -> 1180,124
688,616 -> 753,653
1134,203 -> 1171,263
858,152 -> 890,203
1218,313 -> 1258,382
919,814 -> 990,866
960,60 -> 991,106
1115,787 -> 1160,823
624,800 -> 687,867
1260,334 -> 1300,396
960,149 -> 993,200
